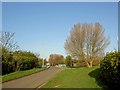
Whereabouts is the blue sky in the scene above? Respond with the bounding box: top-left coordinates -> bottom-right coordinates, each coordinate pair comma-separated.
1,0 -> 119,2
2,2 -> 118,59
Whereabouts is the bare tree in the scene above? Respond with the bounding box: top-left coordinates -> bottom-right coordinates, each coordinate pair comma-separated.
48,54 -> 64,66
64,23 -> 110,67
1,31 -> 19,51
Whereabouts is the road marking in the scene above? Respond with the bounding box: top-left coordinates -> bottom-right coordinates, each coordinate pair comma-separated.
54,84 -> 61,88
35,82 -> 47,89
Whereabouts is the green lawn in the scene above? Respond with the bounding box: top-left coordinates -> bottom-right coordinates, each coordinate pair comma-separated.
1,68 -> 46,83
42,66 -> 102,88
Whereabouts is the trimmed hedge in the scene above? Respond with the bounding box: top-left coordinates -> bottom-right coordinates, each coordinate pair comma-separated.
100,51 -> 120,87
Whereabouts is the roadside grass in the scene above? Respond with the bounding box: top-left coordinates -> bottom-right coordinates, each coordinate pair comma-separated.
1,68 -> 47,83
42,66 -> 102,88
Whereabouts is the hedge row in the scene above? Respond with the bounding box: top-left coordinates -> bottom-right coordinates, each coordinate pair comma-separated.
2,48 -> 39,75
100,51 -> 120,87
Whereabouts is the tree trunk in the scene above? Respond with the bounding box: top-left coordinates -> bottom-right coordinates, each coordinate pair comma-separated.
86,61 -> 93,67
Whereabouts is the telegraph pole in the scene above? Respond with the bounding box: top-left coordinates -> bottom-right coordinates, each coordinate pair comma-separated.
42,43 -> 45,67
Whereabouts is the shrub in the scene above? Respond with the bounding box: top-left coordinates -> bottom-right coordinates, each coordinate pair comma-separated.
2,48 -> 14,75
100,51 -> 120,87
12,51 -> 38,71
65,55 -> 71,67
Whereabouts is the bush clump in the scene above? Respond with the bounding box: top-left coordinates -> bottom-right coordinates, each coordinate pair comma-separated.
2,50 -> 39,75
100,51 -> 120,87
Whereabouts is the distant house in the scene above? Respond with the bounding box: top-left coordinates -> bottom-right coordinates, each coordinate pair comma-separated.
70,59 -> 86,67
70,58 -> 100,67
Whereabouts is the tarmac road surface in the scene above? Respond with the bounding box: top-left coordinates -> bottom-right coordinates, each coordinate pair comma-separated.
2,66 -> 63,89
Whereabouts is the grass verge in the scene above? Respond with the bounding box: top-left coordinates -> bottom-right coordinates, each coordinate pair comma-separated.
1,68 -> 47,83
42,66 -> 101,88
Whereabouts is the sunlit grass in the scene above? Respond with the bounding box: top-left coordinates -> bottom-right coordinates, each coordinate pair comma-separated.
42,66 -> 101,88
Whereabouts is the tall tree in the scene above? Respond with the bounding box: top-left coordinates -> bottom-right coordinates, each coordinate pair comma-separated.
64,23 -> 110,67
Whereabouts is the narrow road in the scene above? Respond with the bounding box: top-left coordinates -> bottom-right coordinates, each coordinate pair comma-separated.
2,66 -> 63,88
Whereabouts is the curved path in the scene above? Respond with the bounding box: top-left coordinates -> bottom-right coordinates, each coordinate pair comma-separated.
2,66 -> 63,89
